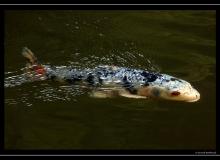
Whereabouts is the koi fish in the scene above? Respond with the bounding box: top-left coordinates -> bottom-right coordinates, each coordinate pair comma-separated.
21,47 -> 200,102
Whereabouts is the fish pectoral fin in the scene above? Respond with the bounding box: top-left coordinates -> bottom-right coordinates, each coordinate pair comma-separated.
89,89 -> 120,98
89,87 -> 151,99
136,86 -> 152,97
119,89 -> 147,99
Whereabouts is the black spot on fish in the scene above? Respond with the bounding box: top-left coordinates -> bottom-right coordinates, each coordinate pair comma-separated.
74,75 -> 83,81
49,75 -> 56,81
170,77 -> 182,82
152,89 -> 160,97
141,71 -> 157,82
98,77 -> 103,84
145,82 -> 149,86
122,76 -> 133,89
141,71 -> 149,77
126,87 -> 138,94
97,71 -> 102,75
123,82 -> 131,88
148,74 -> 157,82
102,70 -> 108,77
123,76 -> 127,82
122,75 -> 137,94
78,75 -> 83,78
166,80 -> 170,82
87,74 -> 94,84
66,78 -> 75,84
109,71 -> 114,75
65,75 -> 82,84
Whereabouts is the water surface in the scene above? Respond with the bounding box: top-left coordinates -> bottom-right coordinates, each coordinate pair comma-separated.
4,10 -> 216,150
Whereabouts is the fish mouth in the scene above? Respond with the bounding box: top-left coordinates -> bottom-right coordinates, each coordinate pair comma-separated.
185,90 -> 200,102
186,98 -> 200,102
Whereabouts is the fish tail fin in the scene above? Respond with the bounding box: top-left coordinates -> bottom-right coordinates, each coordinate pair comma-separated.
22,47 -> 38,65
22,47 -> 46,75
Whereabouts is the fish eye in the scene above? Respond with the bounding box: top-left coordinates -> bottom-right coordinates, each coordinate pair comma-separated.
171,91 -> 180,96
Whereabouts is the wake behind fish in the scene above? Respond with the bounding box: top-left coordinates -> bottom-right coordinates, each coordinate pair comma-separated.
4,51 -> 160,106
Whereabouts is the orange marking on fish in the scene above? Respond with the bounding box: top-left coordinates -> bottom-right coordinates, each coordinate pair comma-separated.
33,65 -> 46,74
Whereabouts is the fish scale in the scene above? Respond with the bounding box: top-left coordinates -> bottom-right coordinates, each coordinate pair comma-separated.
13,47 -> 200,102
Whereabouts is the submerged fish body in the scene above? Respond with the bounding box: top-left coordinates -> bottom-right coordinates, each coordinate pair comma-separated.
16,47 -> 200,102
41,65 -> 200,102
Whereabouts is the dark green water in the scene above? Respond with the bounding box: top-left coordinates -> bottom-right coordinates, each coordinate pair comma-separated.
4,10 -> 216,150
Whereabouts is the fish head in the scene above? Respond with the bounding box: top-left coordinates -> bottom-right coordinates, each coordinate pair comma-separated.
150,74 -> 200,102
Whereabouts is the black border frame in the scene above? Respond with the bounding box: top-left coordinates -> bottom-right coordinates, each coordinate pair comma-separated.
1,4 -> 218,156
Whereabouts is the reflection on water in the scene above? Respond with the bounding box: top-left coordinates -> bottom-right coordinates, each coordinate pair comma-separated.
4,10 -> 216,150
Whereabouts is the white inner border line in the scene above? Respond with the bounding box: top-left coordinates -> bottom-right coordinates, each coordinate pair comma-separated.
0,4 -> 220,5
